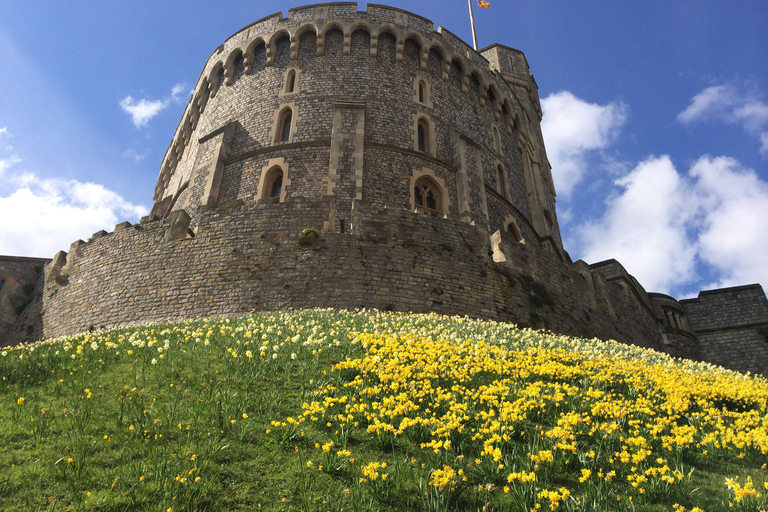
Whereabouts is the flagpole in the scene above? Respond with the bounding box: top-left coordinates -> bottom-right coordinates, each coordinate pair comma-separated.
468,0 -> 478,50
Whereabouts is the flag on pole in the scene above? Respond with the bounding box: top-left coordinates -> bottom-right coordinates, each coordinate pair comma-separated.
478,0 -> 490,8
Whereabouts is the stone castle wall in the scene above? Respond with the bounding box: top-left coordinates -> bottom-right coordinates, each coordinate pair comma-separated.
34,197 -> 668,358
0,256 -> 47,347
682,286 -> 768,375
1,3 -> 766,379
153,2 -> 562,253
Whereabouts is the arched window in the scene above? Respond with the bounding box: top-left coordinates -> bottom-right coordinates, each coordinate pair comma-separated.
497,164 -> 507,199
277,108 -> 292,143
418,80 -> 426,103
262,166 -> 284,201
414,177 -> 442,216
216,67 -> 225,88
507,222 -> 521,242
417,120 -> 428,152
286,69 -> 296,93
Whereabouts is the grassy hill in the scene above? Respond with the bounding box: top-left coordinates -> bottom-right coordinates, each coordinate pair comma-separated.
2,309 -> 768,511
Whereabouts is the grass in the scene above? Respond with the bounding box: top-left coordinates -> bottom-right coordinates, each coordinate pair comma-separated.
1,308 -> 768,511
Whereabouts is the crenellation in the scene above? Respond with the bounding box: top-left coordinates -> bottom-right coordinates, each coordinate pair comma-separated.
1,3 -> 764,377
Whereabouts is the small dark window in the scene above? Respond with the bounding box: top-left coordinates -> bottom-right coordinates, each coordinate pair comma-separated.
286,70 -> 296,93
497,165 -> 506,198
270,174 -> 283,198
418,81 -> 425,103
507,223 -> 521,241
417,121 -> 427,152
280,110 -> 292,142
0,279 -> 4,292
263,167 -> 284,201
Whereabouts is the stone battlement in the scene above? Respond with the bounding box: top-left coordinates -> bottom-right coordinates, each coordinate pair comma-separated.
1,4 -> 766,377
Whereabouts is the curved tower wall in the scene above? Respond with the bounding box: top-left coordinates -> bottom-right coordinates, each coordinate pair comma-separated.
11,3 -> 768,377
151,3 -> 562,248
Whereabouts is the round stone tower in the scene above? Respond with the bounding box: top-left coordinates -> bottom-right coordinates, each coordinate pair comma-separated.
150,3 -> 562,250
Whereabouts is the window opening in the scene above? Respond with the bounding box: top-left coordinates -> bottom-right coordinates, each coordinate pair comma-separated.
262,167 -> 284,200
286,70 -> 296,93
417,121 -> 427,152
418,81 -> 425,103
279,110 -> 292,142
507,223 -> 521,241
319,9 -> 323,19
414,179 -> 441,216
270,174 -> 283,198
0,279 -> 4,292
497,165 -> 506,198
339,219 -> 345,234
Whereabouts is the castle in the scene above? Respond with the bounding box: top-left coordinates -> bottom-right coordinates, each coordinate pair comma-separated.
1,3 -> 767,375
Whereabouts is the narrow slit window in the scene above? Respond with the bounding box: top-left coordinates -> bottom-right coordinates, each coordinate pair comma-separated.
286,70 -> 296,93
279,109 -> 292,142
418,81 -> 425,103
417,121 -> 427,152
497,165 -> 506,198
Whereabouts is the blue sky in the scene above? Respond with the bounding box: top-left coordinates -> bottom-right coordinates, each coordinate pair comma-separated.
1,1 -> 766,299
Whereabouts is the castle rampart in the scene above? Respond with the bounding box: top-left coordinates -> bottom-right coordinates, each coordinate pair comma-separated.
2,3 -> 766,378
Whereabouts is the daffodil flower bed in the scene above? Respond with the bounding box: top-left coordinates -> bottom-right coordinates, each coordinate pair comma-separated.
1,309 -> 767,511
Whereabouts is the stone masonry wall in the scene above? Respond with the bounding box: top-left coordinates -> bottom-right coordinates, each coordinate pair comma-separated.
682,286 -> 768,375
0,256 -> 48,347
28,199 -> 668,356
154,3 -> 562,255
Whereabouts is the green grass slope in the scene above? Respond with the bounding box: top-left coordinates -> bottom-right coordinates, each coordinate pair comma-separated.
2,309 -> 768,512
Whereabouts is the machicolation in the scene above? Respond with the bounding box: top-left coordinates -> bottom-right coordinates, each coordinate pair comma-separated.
1,3 -> 767,376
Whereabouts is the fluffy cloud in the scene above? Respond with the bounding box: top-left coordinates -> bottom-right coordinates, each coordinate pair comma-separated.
678,84 -> 768,154
119,83 -> 188,128
575,155 -> 768,295
0,127 -> 10,138
691,156 -> 768,289
0,162 -> 148,258
0,155 -> 21,175
540,91 -> 627,196
576,156 -> 699,293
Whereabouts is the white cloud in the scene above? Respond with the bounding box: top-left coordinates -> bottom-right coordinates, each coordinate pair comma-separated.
574,154 -> 768,295
0,127 -> 10,138
576,155 -> 699,294
678,84 -> 768,153
0,172 -> 149,258
677,84 -> 736,123
119,83 -> 187,128
170,83 -> 188,101
0,155 -> 21,175
690,156 -> 768,289
541,91 -> 627,197
122,148 -> 148,163
119,96 -> 166,128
